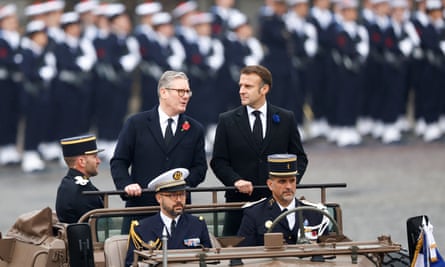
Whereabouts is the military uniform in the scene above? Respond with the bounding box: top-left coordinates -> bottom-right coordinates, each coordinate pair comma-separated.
0,4 -> 22,165
237,154 -> 326,247
237,197 -> 325,246
55,134 -> 104,223
125,168 -> 211,267
55,168 -> 104,223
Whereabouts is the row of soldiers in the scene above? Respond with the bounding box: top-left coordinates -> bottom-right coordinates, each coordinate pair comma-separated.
1,0 -> 445,172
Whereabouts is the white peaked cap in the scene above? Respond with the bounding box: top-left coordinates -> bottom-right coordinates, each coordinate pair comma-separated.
152,12 -> 172,26
75,0 -> 99,14
0,4 -> 16,20
135,2 -> 162,16
172,1 -> 197,18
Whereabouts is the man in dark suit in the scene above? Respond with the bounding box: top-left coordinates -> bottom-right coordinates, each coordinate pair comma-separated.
56,135 -> 104,223
125,168 -> 211,267
111,70 -> 207,233
210,65 -> 308,236
237,154 -> 327,247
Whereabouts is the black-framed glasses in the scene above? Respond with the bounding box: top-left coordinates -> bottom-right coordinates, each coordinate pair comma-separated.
160,191 -> 186,199
165,88 -> 193,97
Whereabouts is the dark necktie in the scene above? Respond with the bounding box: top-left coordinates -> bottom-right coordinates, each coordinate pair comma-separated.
252,110 -> 263,145
171,219 -> 176,236
282,208 -> 290,229
164,118 -> 174,145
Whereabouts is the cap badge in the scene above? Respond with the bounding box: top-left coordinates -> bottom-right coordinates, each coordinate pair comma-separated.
173,171 -> 183,180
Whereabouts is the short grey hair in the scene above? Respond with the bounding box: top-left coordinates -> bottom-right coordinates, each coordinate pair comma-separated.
157,71 -> 189,96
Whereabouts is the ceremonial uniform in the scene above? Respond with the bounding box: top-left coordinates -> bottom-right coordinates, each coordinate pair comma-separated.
237,197 -> 325,246
125,213 -> 211,266
0,4 -> 22,165
124,168 -> 211,267
55,168 -> 104,223
55,134 -> 104,223
52,12 -> 97,139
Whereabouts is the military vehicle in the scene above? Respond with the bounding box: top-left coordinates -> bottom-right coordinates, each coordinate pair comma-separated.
0,183 -> 411,267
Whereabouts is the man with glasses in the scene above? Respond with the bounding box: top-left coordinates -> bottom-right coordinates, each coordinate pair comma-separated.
125,168 -> 211,267
56,134 -> 104,223
111,70 -> 207,234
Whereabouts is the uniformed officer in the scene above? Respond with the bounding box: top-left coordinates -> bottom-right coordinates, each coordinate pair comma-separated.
52,12 -> 97,141
74,0 -> 99,41
330,0 -> 369,147
93,3 -> 141,161
125,168 -> 211,267
19,20 -> 57,173
134,1 -> 162,112
0,4 -> 22,165
55,134 -> 104,223
237,154 -> 327,247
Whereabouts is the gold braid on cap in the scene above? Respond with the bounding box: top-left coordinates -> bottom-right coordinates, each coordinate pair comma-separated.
156,179 -> 186,192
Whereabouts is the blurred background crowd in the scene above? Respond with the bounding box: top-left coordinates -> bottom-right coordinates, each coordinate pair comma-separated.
0,0 -> 445,173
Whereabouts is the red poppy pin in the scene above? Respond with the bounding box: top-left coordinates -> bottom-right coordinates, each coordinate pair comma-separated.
181,121 -> 190,131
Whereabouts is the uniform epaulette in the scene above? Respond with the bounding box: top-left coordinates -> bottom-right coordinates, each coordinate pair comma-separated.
242,197 -> 267,208
300,199 -> 327,211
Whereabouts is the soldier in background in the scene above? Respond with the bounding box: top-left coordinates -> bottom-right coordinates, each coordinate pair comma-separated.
0,4 -> 22,166
285,0 -> 318,138
19,20 -> 57,172
418,0 -> 444,141
410,0 -> 430,137
258,0 -> 294,110
134,1 -> 162,112
330,0 -> 369,146
307,0 -> 337,140
218,11 -> 264,112
209,0 -> 239,37
379,0 -> 419,144
186,12 -> 224,150
74,0 -> 99,42
52,12 -> 97,140
94,3 -> 140,161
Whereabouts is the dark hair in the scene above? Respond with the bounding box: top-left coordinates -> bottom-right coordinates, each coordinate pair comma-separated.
240,65 -> 272,88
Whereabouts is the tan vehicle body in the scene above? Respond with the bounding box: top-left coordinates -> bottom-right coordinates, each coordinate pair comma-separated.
0,184 -> 407,267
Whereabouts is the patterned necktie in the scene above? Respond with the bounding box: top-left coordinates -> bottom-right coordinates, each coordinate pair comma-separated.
252,110 -> 263,145
164,118 -> 174,145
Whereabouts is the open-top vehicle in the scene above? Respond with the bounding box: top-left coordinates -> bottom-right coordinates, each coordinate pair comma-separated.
0,183 -> 410,267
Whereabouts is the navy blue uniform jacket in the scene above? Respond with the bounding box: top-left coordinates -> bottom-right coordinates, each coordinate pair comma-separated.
237,197 -> 324,246
125,212 -> 211,267
111,107 -> 207,207
55,168 -> 104,223
210,104 -> 308,202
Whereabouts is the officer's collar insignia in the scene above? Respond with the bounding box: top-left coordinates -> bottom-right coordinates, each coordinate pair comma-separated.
74,176 -> 89,186
172,170 -> 183,180
268,198 -> 275,207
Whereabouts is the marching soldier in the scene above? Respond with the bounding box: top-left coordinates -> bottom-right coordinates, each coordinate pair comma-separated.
134,1 -> 162,112
330,0 -> 369,146
74,0 -> 99,41
19,20 -> 57,172
0,4 -> 21,165
209,0 -> 239,37
52,12 -> 97,140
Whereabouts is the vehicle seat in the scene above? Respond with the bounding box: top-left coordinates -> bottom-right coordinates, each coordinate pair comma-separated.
104,235 -> 128,267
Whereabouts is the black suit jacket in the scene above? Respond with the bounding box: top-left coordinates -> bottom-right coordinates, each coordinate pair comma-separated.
210,104 -> 308,202
111,107 -> 207,207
